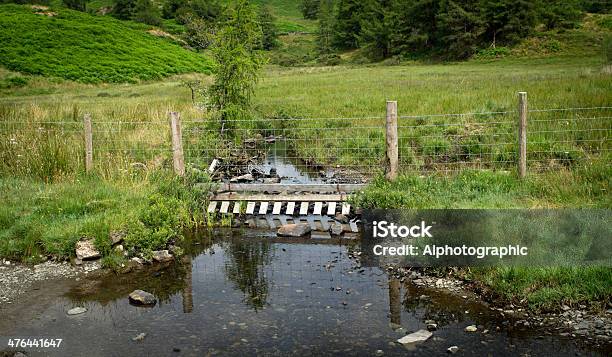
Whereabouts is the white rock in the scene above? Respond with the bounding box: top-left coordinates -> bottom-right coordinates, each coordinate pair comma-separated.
447,346 -> 459,354
67,307 -> 87,315
464,325 -> 478,332
152,250 -> 173,262
75,240 -> 101,260
132,332 -> 146,341
397,330 -> 432,345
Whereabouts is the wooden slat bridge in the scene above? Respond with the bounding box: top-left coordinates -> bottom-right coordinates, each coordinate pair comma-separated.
207,183 -> 366,217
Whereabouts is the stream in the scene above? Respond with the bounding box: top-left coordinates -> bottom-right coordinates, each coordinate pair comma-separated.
0,229 -> 608,356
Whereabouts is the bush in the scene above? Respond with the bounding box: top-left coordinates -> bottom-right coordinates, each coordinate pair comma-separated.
474,46 -> 511,59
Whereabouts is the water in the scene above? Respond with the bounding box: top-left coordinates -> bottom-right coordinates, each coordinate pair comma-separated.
0,229 -> 608,356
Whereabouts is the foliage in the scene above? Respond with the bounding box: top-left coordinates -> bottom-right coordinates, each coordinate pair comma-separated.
182,12 -> 216,50
258,5 -> 279,50
0,4 -> 212,83
300,0 -> 319,19
204,0 -> 265,123
333,0 -> 363,49
62,0 -> 87,11
316,0 -> 334,55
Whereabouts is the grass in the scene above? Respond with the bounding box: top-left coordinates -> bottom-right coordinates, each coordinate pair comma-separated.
0,4 -> 212,83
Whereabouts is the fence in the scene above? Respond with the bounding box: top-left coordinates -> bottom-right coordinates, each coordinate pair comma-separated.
0,92 -> 610,181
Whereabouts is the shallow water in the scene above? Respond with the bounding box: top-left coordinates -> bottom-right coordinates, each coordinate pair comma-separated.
0,229 -> 608,356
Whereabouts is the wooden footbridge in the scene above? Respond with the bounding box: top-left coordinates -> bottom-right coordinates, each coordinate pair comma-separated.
207,183 -> 366,218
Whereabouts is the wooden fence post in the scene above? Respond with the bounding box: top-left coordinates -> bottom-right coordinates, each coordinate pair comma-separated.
170,111 -> 185,176
518,92 -> 527,179
385,100 -> 398,181
83,113 -> 93,173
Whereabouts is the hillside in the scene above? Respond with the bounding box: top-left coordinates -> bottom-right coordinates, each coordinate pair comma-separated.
0,4 -> 213,83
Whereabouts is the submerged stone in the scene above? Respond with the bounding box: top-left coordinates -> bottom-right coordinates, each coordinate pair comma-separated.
397,329 -> 433,345
67,307 -> 87,315
129,290 -> 157,306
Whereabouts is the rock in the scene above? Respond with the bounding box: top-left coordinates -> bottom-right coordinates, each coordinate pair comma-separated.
132,332 -> 146,341
110,230 -> 125,245
262,177 -> 280,184
330,222 -> 343,236
75,240 -> 101,260
464,325 -> 478,332
230,174 -> 254,182
74,258 -> 83,266
67,307 -> 87,315
13,353 -> 27,357
152,250 -> 173,262
447,346 -> 459,354
115,245 -> 124,253
397,330 -> 433,345
426,323 -> 438,331
277,223 -> 311,237
375,350 -> 384,356
561,304 -> 571,311
311,231 -> 332,239
131,257 -> 144,265
129,290 -> 157,306
343,232 -> 359,240
335,214 -> 349,224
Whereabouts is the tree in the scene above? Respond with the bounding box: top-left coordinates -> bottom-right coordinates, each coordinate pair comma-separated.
162,0 -> 187,19
436,0 -> 484,59
333,0 -> 364,49
317,0 -> 335,55
63,0 -> 87,11
258,5 -> 279,50
300,0 -> 320,20
358,0 -> 393,60
539,0 -> 582,30
205,0 -> 265,124
479,0 -> 538,47
182,13 -> 216,50
132,0 -> 162,26
111,0 -> 136,20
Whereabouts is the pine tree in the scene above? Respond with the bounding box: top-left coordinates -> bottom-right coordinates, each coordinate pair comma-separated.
132,0 -> 162,26
332,0 -> 364,49
479,0 -> 538,47
389,0 -> 441,55
258,5 -> 279,50
358,0 -> 393,59
436,0 -> 484,59
317,0 -> 335,55
300,0 -> 320,19
205,0 -> 265,124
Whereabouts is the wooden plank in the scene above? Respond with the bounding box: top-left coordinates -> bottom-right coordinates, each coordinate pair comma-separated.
258,202 -> 269,215
327,202 -> 337,215
246,202 -> 256,215
299,202 -> 309,215
220,201 -> 230,214
272,202 -> 282,215
212,193 -> 348,202
341,203 -> 351,215
214,183 -> 366,193
207,201 -> 217,213
286,202 -> 295,215
232,202 -> 241,214
313,202 -> 323,215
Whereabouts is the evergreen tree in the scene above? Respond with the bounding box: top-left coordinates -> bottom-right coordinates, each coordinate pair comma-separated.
317,0 -> 335,55
162,0 -> 187,19
333,0 -> 364,49
258,5 -> 279,50
436,0 -> 484,58
479,0 -> 538,47
132,0 -> 162,26
63,0 -> 87,11
300,0 -> 320,20
539,0 -> 582,30
389,0 -> 441,54
358,0 -> 393,59
111,0 -> 136,20
205,0 -> 265,124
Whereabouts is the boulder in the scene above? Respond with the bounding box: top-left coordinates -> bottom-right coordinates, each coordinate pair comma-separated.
67,307 -> 87,315
129,290 -> 157,306
152,250 -> 173,262
110,230 -> 125,245
335,213 -> 349,224
397,330 -> 433,345
75,240 -> 101,260
330,222 -> 343,236
277,223 -> 311,237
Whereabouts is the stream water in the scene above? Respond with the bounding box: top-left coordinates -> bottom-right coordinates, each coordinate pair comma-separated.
0,229 -> 608,356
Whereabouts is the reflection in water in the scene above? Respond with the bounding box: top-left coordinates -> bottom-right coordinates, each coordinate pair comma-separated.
388,275 -> 401,326
3,230 -> 607,356
224,238 -> 273,310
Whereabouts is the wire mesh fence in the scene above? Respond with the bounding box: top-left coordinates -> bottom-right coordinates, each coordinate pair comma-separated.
0,104 -> 610,181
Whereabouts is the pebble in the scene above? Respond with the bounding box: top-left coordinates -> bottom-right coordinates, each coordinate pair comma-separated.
465,325 -> 478,332
447,346 -> 459,354
67,307 -> 87,315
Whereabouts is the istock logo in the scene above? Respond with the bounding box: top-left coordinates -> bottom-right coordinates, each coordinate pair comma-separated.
372,220 -> 433,238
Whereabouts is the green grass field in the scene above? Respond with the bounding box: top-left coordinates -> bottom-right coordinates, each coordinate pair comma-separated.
0,4 -> 212,83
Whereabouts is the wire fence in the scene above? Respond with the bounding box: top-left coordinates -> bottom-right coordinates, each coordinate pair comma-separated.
0,104 -> 610,181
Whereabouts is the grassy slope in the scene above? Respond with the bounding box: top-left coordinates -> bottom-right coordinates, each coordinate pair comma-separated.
251,0 -> 316,33
0,4 -> 212,83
